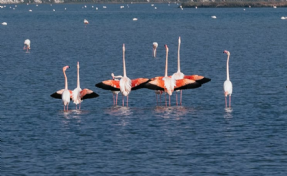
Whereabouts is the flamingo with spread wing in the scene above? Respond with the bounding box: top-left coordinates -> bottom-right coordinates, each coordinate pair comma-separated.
145,45 -> 201,106
72,62 -> 99,110
96,44 -> 149,106
50,66 -> 72,111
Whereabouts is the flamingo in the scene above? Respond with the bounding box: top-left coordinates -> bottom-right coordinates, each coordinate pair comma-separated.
111,73 -> 121,105
96,44 -> 149,106
153,42 -> 158,58
72,62 -> 99,110
50,66 -> 72,111
172,36 -> 211,105
223,50 -> 232,108
23,39 -> 30,52
84,19 -> 89,24
145,45 -> 201,106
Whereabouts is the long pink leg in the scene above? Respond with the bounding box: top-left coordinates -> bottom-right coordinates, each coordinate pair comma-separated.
116,94 -> 118,105
160,93 -> 161,103
165,93 -> 167,106
169,95 -> 171,106
180,90 -> 182,105
79,103 -> 81,110
127,96 -> 129,107
64,105 -> 65,112
229,96 -> 231,108
156,93 -> 158,104
225,97 -> 227,108
113,94 -> 115,105
176,92 -> 178,106
122,94 -> 124,106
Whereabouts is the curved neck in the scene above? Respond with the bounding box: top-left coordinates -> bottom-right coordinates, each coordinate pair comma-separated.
226,54 -> 230,80
114,75 -> 122,79
165,47 -> 168,77
123,45 -> 126,77
77,64 -> 80,88
64,70 -> 68,89
177,39 -> 181,72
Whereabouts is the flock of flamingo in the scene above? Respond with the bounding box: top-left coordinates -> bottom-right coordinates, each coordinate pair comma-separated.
43,37 -> 233,111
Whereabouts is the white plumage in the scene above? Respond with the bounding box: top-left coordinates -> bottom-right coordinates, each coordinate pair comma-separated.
24,39 -> 30,47
62,89 -> 71,106
223,50 -> 233,108
120,77 -> 131,96
152,42 -> 158,58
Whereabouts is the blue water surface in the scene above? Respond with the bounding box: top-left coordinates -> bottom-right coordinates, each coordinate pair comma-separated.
1,3 -> 287,175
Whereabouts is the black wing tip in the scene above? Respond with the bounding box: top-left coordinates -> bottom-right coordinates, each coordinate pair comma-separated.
131,79 -> 151,90
196,77 -> 211,84
95,82 -> 103,88
175,82 -> 202,90
95,82 -> 119,91
144,83 -> 164,91
82,92 -> 99,100
50,92 -> 62,99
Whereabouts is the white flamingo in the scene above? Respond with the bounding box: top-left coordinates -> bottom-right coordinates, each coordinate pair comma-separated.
153,42 -> 158,58
96,44 -> 149,106
72,62 -> 99,110
50,66 -> 71,111
223,50 -> 233,108
23,39 -> 30,52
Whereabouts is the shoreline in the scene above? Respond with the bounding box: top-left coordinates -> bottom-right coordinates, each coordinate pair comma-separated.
181,2 -> 287,8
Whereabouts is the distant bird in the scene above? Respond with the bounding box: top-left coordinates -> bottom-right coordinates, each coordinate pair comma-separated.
72,62 -> 99,110
2,22 -> 7,25
211,16 -> 216,19
111,73 -> 121,105
96,44 -> 149,106
23,39 -> 31,52
133,18 -> 138,21
172,36 -> 211,105
223,50 -> 233,108
153,42 -> 158,58
50,66 -> 72,111
145,45 -> 201,106
84,19 -> 89,24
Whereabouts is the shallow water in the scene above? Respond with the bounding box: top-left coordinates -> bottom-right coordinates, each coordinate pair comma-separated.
1,4 -> 287,175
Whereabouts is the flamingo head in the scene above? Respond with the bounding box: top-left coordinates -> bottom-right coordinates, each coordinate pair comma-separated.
63,66 -> 70,72
111,73 -> 115,79
164,44 -> 168,52
123,44 -> 125,52
77,62 -> 79,69
178,36 -> 181,44
223,50 -> 230,56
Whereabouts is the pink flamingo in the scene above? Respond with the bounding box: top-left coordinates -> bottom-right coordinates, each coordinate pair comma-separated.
223,50 -> 232,108
153,42 -> 158,58
172,36 -> 211,105
50,66 -> 72,111
72,62 -> 99,110
23,39 -> 30,52
96,44 -> 149,106
145,45 -> 201,106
